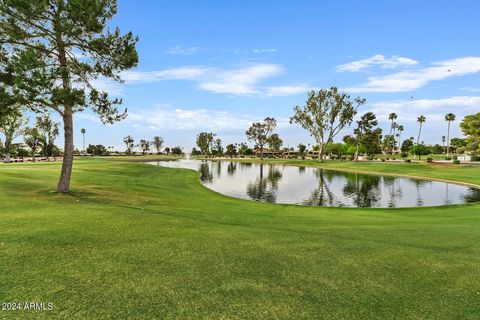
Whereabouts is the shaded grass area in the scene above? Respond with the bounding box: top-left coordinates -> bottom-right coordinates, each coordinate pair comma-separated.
1,159 -> 480,319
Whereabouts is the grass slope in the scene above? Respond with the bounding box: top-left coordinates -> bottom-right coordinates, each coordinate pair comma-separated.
1,159 -> 480,319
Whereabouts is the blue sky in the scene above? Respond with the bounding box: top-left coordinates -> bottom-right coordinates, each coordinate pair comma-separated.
74,0 -> 480,151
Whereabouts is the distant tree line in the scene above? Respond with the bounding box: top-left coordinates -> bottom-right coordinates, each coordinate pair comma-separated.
121,135 -> 183,156
0,111 -> 61,162
190,88 -> 479,162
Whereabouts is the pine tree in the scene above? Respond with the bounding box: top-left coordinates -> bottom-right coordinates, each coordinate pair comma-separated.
0,0 -> 138,192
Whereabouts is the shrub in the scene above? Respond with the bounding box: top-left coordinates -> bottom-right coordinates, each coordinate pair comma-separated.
452,155 -> 458,161
381,158 -> 386,162
444,157 -> 452,161
426,157 -> 433,163
404,159 -> 411,163
453,160 -> 460,164
409,144 -> 430,160
348,156 -> 354,161
471,155 -> 480,161
401,152 -> 408,158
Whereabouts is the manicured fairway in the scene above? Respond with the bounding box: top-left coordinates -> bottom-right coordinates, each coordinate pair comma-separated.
1,159 -> 480,319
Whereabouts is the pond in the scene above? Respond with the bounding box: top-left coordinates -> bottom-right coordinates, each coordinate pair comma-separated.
149,160 -> 480,208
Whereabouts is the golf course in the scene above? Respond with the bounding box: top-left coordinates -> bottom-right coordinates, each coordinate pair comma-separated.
2,1 -> 480,319
1,158 -> 479,319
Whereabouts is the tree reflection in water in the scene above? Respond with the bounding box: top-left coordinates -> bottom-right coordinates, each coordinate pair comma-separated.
246,164 -> 283,203
342,172 -> 382,207
462,187 -> 480,203
199,162 -> 213,183
414,179 -> 428,207
303,169 -> 340,206
227,162 -> 237,175
215,161 -> 221,177
382,176 -> 403,208
158,160 -> 480,207
444,183 -> 451,206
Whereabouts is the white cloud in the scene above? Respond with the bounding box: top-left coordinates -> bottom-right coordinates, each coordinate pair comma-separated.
75,113 -> 101,123
127,104 -> 257,131
349,95 -> 480,143
336,54 -> 418,72
462,87 -> 480,92
90,77 -> 124,96
252,48 -> 278,54
165,46 -> 202,55
125,104 -> 293,133
228,48 -> 277,55
346,57 -> 480,93
88,63 -> 309,97
122,66 -> 211,83
197,64 -> 283,95
91,67 -> 211,95
368,96 -> 480,122
263,85 -> 311,97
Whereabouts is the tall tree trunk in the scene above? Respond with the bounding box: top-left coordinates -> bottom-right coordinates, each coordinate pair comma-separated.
318,143 -> 324,162
4,138 -> 11,163
354,143 -> 360,161
54,10 -> 74,192
388,120 -> 394,154
57,111 -> 74,192
417,124 -> 422,144
392,127 -> 396,153
398,132 -> 402,152
446,121 -> 451,156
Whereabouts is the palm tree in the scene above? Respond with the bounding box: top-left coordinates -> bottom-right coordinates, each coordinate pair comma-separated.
441,135 -> 446,150
388,113 -> 397,153
391,122 -> 398,153
397,125 -> 404,151
445,113 -> 456,156
416,115 -> 426,144
80,128 -> 86,153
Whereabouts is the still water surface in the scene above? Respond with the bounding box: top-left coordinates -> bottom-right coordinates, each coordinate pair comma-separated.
150,160 -> 480,208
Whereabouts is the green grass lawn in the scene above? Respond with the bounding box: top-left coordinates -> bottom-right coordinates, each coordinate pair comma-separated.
1,159 -> 480,319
